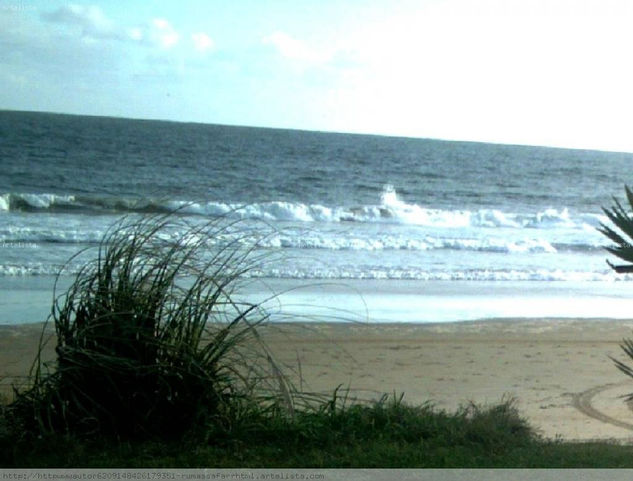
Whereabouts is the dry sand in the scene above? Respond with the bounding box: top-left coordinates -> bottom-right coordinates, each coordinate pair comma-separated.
4,319 -> 633,442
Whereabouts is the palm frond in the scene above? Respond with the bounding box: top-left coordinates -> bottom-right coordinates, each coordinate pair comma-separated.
600,187 -> 633,271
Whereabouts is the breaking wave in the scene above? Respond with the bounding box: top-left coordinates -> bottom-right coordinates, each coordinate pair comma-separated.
0,188 -> 605,232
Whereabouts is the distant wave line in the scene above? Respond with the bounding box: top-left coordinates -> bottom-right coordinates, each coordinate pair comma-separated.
0,263 -> 623,281
0,191 -> 608,231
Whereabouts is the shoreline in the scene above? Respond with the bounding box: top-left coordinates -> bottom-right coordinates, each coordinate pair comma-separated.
4,277 -> 633,325
4,318 -> 633,442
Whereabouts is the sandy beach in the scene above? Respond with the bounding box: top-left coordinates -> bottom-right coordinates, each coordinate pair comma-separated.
4,318 -> 633,442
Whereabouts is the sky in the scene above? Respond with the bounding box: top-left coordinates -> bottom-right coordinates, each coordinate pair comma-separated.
2,0 -> 633,152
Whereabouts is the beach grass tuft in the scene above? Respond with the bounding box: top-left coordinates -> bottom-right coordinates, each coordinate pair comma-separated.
6,213 -> 294,441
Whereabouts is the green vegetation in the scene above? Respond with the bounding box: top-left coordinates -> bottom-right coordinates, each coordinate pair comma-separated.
4,393 -> 633,468
600,185 -> 633,272
4,213 -> 296,442
601,186 -> 633,397
3,210 -> 633,467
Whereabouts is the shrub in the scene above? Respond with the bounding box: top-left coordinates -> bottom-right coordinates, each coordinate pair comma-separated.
9,213 -> 293,440
601,186 -> 633,396
599,185 -> 633,272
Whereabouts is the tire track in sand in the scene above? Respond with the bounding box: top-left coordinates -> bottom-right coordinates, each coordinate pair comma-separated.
571,383 -> 633,431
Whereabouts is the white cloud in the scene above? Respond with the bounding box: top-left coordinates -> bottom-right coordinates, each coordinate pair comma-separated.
191,32 -> 214,52
42,6 -> 182,51
127,27 -> 143,41
151,18 -> 179,48
41,4 -> 118,40
262,31 -> 330,63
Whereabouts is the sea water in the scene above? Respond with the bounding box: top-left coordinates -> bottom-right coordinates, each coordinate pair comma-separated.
1,110 -> 633,324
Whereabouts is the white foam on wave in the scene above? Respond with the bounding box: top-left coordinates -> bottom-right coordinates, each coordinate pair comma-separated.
259,233 -> 559,253
0,264 -> 62,276
0,222 -> 571,253
379,184 -> 454,225
0,189 -> 606,234
260,266 -> 627,282
165,199 -> 336,222
373,186 -> 610,231
0,226 -> 105,244
0,259 -> 624,281
341,187 -> 600,231
0,193 -> 77,211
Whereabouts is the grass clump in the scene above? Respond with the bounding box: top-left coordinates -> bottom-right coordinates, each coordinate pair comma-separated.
7,213 -> 292,441
281,392 -> 534,454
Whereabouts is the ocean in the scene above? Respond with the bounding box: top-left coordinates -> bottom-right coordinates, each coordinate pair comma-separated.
2,109 -> 633,324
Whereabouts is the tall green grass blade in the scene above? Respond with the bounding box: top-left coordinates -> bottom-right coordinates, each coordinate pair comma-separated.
8,212 -> 297,440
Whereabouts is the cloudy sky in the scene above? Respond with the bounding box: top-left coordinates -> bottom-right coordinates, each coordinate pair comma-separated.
2,0 -> 633,151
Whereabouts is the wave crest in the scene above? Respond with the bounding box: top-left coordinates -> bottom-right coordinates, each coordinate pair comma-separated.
0,188 -> 604,232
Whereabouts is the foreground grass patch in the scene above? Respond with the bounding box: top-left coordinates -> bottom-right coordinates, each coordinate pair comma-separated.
0,395 -> 529,467
4,395 -> 633,468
